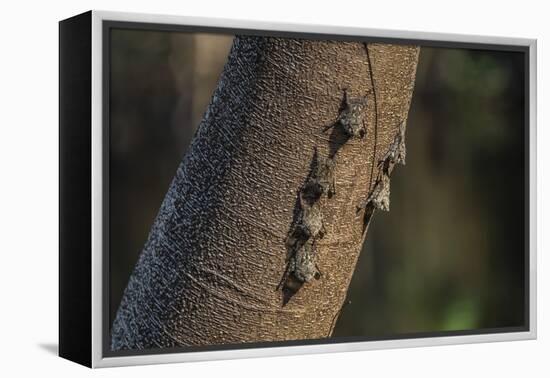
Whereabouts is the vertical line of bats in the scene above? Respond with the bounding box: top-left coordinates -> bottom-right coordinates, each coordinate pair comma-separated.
278,44 -> 407,306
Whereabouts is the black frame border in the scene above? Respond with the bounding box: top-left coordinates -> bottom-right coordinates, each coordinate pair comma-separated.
59,11 -> 93,367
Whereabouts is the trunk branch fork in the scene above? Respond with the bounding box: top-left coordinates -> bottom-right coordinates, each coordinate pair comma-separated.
111,36 -> 420,350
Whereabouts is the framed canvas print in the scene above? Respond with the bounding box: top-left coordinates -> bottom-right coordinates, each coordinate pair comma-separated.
59,10 -> 537,368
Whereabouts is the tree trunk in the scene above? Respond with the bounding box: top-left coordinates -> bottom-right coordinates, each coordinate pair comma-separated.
111,36 -> 419,350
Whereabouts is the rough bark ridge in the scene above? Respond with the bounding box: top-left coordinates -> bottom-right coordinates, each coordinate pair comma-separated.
111,36 -> 419,350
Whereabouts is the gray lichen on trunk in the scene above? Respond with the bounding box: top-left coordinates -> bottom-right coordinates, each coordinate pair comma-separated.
111,36 -> 420,350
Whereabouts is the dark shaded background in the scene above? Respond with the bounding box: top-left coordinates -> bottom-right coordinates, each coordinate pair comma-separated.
109,29 -> 526,338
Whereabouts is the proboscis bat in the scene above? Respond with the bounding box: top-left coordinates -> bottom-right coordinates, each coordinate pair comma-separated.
295,200 -> 326,240
301,154 -> 336,204
379,120 -> 407,172
277,241 -> 321,294
316,156 -> 336,198
326,90 -> 368,139
289,242 -> 321,283
357,173 -> 391,212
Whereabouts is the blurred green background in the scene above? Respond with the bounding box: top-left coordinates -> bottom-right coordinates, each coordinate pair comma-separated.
109,29 -> 526,338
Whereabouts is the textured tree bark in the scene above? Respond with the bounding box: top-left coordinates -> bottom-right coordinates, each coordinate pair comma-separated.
111,36 -> 419,350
